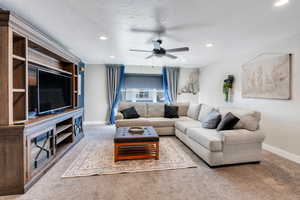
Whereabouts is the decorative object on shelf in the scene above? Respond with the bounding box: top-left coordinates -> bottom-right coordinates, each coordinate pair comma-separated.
178,68 -> 200,95
128,127 -> 145,134
242,53 -> 291,99
223,75 -> 234,102
80,66 -> 85,71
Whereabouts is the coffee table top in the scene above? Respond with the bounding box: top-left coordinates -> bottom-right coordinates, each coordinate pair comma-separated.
114,126 -> 159,143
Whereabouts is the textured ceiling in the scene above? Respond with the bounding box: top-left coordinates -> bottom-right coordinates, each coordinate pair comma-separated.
0,0 -> 299,67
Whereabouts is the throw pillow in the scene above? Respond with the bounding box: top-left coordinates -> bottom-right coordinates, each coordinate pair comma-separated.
120,107 -> 140,119
164,104 -> 179,118
187,104 -> 201,120
234,114 -> 260,131
201,110 -> 222,129
198,104 -> 215,122
217,112 -> 240,131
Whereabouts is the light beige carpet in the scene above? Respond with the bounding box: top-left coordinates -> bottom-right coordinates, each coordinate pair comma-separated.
62,137 -> 197,178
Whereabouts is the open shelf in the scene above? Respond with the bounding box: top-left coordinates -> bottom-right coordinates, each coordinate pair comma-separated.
13,89 -> 26,93
12,32 -> 27,124
55,118 -> 73,146
13,33 -> 26,58
13,55 -> 26,91
56,124 -> 73,135
12,54 -> 26,61
13,92 -> 26,122
28,59 -> 72,75
13,120 -> 27,124
56,132 -> 73,145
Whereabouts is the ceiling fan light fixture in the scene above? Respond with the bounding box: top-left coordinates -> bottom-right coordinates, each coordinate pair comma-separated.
274,0 -> 289,7
99,35 -> 108,40
205,43 -> 214,48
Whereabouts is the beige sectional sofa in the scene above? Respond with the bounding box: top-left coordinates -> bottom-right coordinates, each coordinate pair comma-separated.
116,102 -> 191,135
116,102 -> 265,167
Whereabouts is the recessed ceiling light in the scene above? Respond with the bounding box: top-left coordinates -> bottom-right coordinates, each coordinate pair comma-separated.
181,58 -> 186,62
99,35 -> 108,40
109,55 -> 115,59
206,43 -> 213,47
274,0 -> 289,7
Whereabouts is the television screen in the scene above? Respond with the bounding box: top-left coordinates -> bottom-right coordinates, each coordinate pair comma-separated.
38,70 -> 72,114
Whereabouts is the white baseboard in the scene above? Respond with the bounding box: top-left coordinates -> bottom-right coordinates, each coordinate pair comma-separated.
263,143 -> 300,164
83,121 -> 107,125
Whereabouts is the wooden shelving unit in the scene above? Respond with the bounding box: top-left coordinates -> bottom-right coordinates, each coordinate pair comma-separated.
0,10 -> 84,196
12,32 -> 28,124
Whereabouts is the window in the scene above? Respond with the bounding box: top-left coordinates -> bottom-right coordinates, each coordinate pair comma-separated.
121,74 -> 164,103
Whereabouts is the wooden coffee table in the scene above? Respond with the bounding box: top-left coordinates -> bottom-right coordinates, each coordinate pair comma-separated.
114,126 -> 159,162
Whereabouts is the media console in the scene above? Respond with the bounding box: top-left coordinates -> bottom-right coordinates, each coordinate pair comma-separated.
0,10 -> 84,195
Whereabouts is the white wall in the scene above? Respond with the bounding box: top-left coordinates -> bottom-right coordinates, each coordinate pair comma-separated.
125,65 -> 162,74
84,64 -> 108,124
199,34 -> 300,157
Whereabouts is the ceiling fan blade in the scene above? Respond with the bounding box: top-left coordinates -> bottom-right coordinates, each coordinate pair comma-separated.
165,54 -> 178,59
166,23 -> 214,31
145,54 -> 154,59
129,49 -> 153,52
166,47 -> 189,52
130,28 -> 160,34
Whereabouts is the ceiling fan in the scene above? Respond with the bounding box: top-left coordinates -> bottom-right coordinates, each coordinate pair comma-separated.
129,39 -> 189,59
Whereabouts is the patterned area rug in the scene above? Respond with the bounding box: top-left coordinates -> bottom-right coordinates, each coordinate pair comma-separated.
62,137 -> 197,178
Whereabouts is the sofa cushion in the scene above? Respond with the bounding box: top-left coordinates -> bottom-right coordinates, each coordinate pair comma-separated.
147,103 -> 165,117
220,129 -> 265,145
175,120 -> 202,134
171,103 -> 189,116
187,127 -> 223,152
148,118 -> 176,127
164,104 -> 179,118
187,104 -> 201,120
177,116 -> 193,121
198,104 -> 215,122
149,117 -> 191,127
118,102 -> 147,117
116,118 -> 151,127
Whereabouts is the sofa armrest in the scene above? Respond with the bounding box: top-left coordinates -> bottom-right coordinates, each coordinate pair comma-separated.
115,112 -> 124,121
220,129 -> 265,145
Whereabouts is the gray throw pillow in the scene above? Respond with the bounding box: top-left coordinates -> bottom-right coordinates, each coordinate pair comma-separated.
217,112 -> 240,131
201,110 -> 222,129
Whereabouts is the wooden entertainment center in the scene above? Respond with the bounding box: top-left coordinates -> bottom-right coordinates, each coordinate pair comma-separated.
0,11 -> 84,195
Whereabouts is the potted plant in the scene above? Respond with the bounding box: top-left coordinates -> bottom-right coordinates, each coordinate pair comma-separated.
223,75 -> 234,102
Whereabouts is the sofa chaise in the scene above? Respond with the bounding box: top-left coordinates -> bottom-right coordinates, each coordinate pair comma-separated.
115,102 -> 265,167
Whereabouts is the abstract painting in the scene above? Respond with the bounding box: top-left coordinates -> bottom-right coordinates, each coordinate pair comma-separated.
242,54 -> 291,99
178,68 -> 200,95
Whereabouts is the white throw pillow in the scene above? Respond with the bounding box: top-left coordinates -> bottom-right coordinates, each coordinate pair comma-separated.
187,104 -> 201,120
198,104 -> 215,122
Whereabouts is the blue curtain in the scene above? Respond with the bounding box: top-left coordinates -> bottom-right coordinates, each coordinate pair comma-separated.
162,67 -> 172,102
106,64 -> 125,124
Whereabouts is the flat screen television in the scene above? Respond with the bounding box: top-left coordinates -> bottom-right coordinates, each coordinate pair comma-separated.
38,70 -> 72,114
